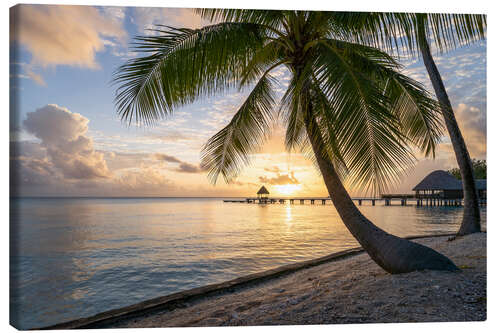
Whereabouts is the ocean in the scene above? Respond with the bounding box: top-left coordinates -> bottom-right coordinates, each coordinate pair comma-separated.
9,197 -> 486,329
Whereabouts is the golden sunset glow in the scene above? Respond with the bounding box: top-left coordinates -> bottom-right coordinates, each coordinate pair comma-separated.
273,184 -> 302,196
9,4 -> 486,199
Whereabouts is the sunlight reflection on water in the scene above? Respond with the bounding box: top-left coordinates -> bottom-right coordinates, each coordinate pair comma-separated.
10,197 -> 486,329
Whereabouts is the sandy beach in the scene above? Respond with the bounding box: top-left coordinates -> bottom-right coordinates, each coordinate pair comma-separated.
95,233 -> 486,328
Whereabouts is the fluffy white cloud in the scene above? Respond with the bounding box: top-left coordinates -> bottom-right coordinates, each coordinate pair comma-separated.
23,104 -> 111,179
10,4 -> 126,69
132,7 -> 203,35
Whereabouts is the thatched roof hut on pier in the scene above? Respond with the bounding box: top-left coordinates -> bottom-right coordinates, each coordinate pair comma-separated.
412,170 -> 486,199
257,186 -> 270,199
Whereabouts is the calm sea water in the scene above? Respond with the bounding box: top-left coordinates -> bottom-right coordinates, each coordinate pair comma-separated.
10,197 -> 486,329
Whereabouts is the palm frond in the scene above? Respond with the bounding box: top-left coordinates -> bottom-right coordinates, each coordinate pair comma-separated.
194,8 -> 288,30
279,70 -> 309,152
201,74 -> 277,184
308,82 -> 349,179
317,39 -> 444,158
112,22 -> 267,125
384,72 -> 443,158
239,40 -> 288,87
312,39 -> 417,194
330,12 -> 486,57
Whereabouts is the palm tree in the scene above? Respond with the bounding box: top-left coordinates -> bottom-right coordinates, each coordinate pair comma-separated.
335,12 -> 486,236
113,9 -> 458,273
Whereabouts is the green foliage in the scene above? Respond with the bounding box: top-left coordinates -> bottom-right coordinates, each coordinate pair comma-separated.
113,10 -> 456,193
330,12 -> 486,57
449,159 -> 486,180
113,23 -> 267,124
201,74 -> 277,183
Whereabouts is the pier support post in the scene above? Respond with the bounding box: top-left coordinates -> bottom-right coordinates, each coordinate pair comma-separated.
322,199 -> 326,205
311,199 -> 315,204
372,199 -> 375,206
300,199 -> 304,205
358,200 -> 362,205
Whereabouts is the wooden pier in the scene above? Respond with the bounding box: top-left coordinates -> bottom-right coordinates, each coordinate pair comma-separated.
223,195 -> 486,207
229,171 -> 487,207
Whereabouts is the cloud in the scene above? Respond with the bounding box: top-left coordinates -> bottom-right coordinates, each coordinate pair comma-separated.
259,172 -> 299,185
24,66 -> 46,86
132,7 -> 204,34
10,141 -> 46,159
453,103 -> 486,159
176,162 -> 204,173
154,131 -> 192,143
227,180 -> 257,187
9,62 -> 46,86
12,106 -> 212,196
113,165 -> 173,191
400,42 -> 486,168
264,166 -> 282,173
10,141 -> 59,193
154,152 -> 206,173
154,153 -> 182,163
23,104 -> 111,179
11,155 -> 55,184
10,4 -> 126,69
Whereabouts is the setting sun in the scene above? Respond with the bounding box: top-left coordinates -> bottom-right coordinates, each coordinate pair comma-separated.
273,184 -> 302,196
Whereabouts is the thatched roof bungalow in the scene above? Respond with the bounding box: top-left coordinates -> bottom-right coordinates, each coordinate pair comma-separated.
413,170 -> 486,199
257,186 -> 270,199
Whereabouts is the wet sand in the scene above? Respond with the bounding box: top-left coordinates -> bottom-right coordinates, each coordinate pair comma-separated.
100,233 -> 486,327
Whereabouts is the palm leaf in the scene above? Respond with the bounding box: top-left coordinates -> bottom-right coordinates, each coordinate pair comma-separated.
312,39 -> 417,194
329,12 -> 486,57
112,22 -> 267,125
201,74 -> 277,184
194,8 -> 288,30
384,72 -> 443,158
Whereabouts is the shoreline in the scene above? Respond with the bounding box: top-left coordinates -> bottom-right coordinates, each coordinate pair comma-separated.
34,232 -> 479,330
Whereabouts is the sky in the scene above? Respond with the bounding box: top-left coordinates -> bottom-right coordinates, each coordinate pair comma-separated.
9,4 -> 487,197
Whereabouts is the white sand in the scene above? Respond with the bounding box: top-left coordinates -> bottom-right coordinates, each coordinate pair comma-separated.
106,233 -> 486,327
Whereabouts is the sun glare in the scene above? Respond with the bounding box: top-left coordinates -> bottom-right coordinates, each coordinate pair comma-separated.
274,184 -> 302,196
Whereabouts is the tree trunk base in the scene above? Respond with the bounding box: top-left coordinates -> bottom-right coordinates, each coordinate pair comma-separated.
369,234 -> 460,274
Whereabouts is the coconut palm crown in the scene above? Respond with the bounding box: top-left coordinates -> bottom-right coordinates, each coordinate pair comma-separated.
113,9 -> 459,273
332,12 -> 486,236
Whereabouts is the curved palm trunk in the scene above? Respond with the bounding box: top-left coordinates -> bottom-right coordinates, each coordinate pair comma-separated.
304,110 -> 458,274
418,32 -> 481,236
